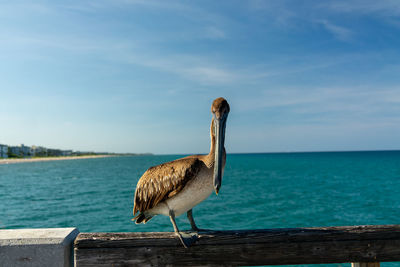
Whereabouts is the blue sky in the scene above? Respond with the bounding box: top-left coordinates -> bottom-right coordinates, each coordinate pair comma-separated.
1,0 -> 400,154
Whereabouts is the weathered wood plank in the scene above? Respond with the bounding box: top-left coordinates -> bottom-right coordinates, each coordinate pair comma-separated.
74,225 -> 400,267
352,263 -> 380,267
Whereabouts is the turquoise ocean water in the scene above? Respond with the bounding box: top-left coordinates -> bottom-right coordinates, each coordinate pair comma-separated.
1,151 -> 400,266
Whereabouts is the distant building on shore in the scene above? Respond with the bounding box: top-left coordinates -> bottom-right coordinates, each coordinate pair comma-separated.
9,144 -> 32,158
20,144 -> 31,157
0,144 -> 8,158
1,142 -> 112,158
62,150 -> 73,156
47,148 -> 63,157
9,146 -> 21,157
31,146 -> 47,157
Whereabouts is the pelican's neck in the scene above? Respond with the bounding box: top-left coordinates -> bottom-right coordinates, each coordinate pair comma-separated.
204,118 -> 217,167
209,118 -> 216,155
211,117 -> 216,149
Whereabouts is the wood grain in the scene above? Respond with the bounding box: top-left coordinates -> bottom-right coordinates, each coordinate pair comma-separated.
74,225 -> 400,266
352,263 -> 380,267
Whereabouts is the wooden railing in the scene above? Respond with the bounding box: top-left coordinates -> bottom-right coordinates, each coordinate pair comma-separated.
74,225 -> 400,266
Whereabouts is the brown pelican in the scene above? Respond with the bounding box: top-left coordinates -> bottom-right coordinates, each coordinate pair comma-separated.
133,97 -> 230,247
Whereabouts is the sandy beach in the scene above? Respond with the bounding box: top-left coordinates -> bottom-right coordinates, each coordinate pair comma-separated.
0,155 -> 114,165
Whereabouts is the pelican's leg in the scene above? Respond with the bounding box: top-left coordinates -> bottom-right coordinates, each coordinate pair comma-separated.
187,209 -> 200,231
187,209 -> 199,231
169,210 -> 197,248
187,209 -> 208,232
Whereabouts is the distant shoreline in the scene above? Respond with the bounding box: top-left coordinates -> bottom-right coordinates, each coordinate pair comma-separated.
0,155 -> 114,165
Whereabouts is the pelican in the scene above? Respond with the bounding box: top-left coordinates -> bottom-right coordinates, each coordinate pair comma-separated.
133,97 -> 230,247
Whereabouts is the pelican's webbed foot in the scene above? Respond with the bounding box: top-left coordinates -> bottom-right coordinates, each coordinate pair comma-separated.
176,232 -> 198,248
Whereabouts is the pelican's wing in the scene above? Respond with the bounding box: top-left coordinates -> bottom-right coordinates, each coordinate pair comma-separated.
133,157 -> 202,215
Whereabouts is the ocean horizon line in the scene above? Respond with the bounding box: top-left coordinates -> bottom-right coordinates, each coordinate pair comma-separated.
152,149 -> 400,156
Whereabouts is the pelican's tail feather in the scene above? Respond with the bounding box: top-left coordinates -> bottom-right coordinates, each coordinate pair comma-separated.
133,212 -> 153,224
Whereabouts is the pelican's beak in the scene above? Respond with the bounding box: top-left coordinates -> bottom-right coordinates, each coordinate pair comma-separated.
213,114 -> 227,195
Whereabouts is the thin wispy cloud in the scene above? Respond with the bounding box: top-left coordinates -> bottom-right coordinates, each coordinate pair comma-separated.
203,26 -> 227,40
322,0 -> 400,16
132,55 -> 237,85
318,20 -> 353,42
237,85 -> 400,125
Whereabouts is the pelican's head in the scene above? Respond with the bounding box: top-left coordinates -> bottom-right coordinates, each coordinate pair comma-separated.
211,97 -> 230,195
